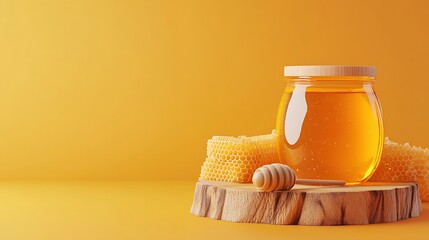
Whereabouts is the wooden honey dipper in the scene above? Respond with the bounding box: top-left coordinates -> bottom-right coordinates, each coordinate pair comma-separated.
252,163 -> 346,192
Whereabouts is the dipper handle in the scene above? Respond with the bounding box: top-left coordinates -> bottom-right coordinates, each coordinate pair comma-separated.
295,179 -> 346,186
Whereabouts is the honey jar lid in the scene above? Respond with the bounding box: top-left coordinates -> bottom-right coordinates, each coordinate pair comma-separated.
284,65 -> 376,78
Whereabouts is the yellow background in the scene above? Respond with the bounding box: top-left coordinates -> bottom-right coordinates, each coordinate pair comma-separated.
1,0 -> 428,181
1,1 -> 429,239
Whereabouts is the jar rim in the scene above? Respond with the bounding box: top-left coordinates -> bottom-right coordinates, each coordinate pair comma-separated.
284,76 -> 375,83
284,65 -> 376,78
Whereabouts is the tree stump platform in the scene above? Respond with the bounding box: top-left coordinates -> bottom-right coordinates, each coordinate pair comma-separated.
191,180 -> 422,225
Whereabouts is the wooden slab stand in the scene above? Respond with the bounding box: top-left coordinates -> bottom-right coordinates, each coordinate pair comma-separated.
191,181 -> 422,225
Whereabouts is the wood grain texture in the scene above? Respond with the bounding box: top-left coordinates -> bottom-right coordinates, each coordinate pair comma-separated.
191,181 -> 422,225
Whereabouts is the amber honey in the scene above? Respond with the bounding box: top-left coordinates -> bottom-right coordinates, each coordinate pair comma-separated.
277,70 -> 384,184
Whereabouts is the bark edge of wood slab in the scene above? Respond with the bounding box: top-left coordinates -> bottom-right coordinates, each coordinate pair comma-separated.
190,180 -> 422,225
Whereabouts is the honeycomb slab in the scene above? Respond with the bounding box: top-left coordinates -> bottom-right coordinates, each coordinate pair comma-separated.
370,138 -> 429,201
199,130 -> 279,183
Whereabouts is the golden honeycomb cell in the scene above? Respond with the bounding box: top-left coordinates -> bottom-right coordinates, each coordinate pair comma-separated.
199,130 -> 279,183
370,137 -> 429,201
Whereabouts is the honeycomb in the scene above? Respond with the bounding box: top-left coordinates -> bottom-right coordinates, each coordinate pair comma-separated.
199,130 -> 279,183
370,137 -> 429,201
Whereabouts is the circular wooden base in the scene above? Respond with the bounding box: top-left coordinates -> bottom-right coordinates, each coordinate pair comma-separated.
191,181 -> 422,225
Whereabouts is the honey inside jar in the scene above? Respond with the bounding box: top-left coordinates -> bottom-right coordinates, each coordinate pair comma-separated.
277,66 -> 384,184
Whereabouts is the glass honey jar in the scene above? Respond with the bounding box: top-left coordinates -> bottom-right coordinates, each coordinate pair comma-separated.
276,66 -> 384,184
